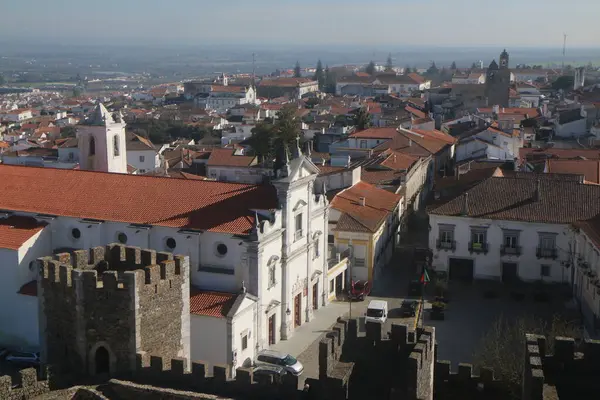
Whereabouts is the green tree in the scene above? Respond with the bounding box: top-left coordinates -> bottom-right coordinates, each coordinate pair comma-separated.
60,126 -> 78,138
473,314 -> 580,399
471,62 -> 478,70
324,65 -> 337,94
305,97 -> 320,109
313,60 -> 325,89
404,65 -> 412,74
353,107 -> 372,130
72,88 -> 82,98
294,61 -> 302,78
365,61 -> 376,75
248,105 -> 300,163
426,61 -> 439,75
552,75 -> 575,91
0,74 -> 5,85
451,61 -> 457,70
249,122 -> 276,163
385,53 -> 394,72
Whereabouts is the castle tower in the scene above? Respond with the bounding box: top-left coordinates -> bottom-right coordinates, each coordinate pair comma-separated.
77,103 -> 128,174
499,49 -> 510,69
222,73 -> 228,87
37,244 -> 190,377
485,50 -> 511,107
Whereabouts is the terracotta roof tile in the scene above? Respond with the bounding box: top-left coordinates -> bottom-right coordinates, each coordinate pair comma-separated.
520,148 -> 600,163
206,148 -> 256,167
349,127 -> 398,139
546,159 -> 600,184
405,106 -> 426,119
331,181 -> 401,232
0,216 -> 47,250
575,214 -> 600,249
429,175 -> 600,224
18,280 -> 37,297
258,78 -> 316,87
0,165 -> 277,235
190,287 -> 238,318
380,150 -> 419,171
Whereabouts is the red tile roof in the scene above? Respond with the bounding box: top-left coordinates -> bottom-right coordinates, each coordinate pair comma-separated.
331,181 -> 401,233
380,150 -> 419,170
258,78 -> 316,87
349,127 -> 398,139
546,159 -> 600,184
18,280 -> 37,297
206,148 -> 256,167
190,287 -> 238,318
405,106 -> 426,119
408,73 -> 426,84
520,148 -> 600,163
211,85 -> 247,93
0,216 -> 47,250
0,165 -> 277,235
575,214 -> 600,249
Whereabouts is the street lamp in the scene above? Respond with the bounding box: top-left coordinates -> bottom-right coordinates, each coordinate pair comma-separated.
286,308 -> 291,316
348,239 -> 354,319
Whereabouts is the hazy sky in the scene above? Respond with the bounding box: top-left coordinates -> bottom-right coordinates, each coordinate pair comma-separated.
3,0 -> 599,48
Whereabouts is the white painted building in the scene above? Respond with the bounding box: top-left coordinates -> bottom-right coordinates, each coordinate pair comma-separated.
428,174 -> 600,283
0,108 -> 33,122
0,149 -> 329,374
455,126 -> 523,163
125,132 -> 161,174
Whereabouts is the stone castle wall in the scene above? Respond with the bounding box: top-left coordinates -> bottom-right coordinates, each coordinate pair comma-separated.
38,244 -> 189,378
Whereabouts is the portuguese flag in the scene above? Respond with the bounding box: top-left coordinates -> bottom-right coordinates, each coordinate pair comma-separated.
420,269 -> 430,285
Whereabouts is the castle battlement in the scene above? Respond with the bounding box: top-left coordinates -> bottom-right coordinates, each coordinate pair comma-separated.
38,244 -> 188,290
132,352 -> 299,399
0,368 -> 49,400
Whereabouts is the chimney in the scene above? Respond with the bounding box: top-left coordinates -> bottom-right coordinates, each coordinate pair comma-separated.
359,197 -> 366,206
409,139 -> 413,147
346,155 -> 351,167
533,178 -> 541,201
492,104 -> 500,114
462,193 -> 469,215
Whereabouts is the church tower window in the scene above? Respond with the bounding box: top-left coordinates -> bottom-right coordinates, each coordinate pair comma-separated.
113,135 -> 120,157
89,137 -> 96,155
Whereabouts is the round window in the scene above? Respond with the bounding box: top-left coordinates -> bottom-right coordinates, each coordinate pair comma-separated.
166,237 -> 177,250
71,228 -> 81,239
117,232 -> 128,244
216,243 -> 228,256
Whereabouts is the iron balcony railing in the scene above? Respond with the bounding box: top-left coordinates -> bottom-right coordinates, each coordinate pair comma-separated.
500,245 -> 522,256
327,245 -> 350,269
436,239 -> 456,251
536,247 -> 558,259
468,242 -> 489,254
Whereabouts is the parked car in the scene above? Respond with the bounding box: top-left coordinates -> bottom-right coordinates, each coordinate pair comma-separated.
365,300 -> 388,324
400,300 -> 418,317
0,347 -> 9,359
255,350 -> 304,376
252,365 -> 288,383
5,351 -> 40,366
348,280 -> 371,301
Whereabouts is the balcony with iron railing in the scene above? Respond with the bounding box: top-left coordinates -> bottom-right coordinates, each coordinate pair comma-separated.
436,239 -> 456,251
536,247 -> 558,259
468,242 -> 489,254
328,244 -> 350,269
500,245 -> 522,256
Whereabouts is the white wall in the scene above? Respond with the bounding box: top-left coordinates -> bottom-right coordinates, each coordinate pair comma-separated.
190,315 -> 228,365
127,149 -> 159,173
231,297 -> 257,370
429,214 -> 571,282
0,227 -> 51,348
555,118 -> 587,138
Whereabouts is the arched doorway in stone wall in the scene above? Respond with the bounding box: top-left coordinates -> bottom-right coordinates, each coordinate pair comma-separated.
95,346 -> 110,375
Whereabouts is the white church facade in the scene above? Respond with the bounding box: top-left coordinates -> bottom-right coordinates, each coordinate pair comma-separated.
0,134 -> 330,374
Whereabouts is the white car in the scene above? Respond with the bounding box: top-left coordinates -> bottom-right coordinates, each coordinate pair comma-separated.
5,351 -> 40,366
255,350 -> 304,376
365,300 -> 388,324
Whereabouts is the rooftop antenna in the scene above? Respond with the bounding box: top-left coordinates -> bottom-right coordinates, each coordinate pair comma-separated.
252,52 -> 256,89
562,33 -> 567,73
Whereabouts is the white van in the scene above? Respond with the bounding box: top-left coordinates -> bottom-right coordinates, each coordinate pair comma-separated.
365,300 -> 388,324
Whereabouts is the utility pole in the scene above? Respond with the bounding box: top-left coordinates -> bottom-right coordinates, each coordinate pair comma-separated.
348,239 -> 354,319
562,33 -> 567,73
252,52 -> 256,89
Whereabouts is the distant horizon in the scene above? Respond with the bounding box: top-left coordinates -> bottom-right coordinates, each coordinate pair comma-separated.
3,0 -> 600,49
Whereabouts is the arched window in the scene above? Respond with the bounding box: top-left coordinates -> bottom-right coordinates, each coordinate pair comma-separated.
113,135 -> 120,156
89,136 -> 96,155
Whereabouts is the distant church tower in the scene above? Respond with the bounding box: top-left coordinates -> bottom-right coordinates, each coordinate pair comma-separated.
77,103 -> 128,174
485,49 -> 511,107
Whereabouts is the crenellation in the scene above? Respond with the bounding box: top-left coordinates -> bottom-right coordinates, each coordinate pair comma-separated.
72,249 -> 90,268
157,251 -> 174,263
144,264 -> 161,284
457,363 -> 473,381
47,259 -> 61,283
102,270 -> 119,290
141,248 -> 157,266
174,254 -> 188,275
0,368 -> 50,400
58,264 -> 73,287
125,245 -> 142,267
554,336 -> 575,363
160,259 -> 176,279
